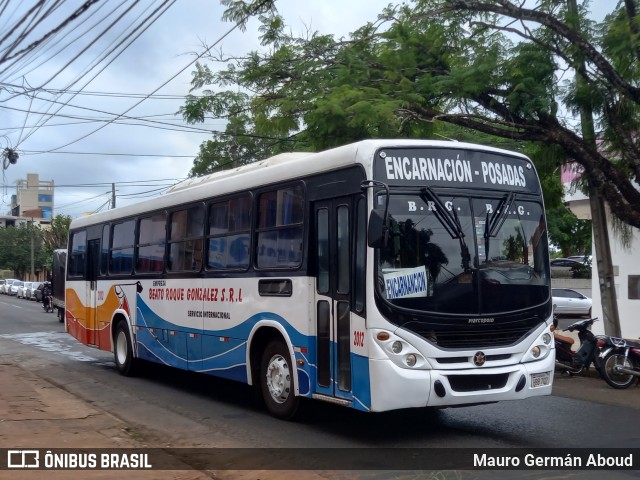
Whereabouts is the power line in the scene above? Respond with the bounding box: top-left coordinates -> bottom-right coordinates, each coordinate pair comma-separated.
20,149 -> 195,158
0,177 -> 186,188
17,0 -> 272,153
0,81 -> 209,99
1,101 -> 297,142
1,1 -> 113,82
1,101 -> 223,135
0,1 -> 101,69
14,0 -> 177,146
0,112 -> 227,133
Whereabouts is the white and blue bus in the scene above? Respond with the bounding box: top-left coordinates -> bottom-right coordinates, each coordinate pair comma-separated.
65,139 -> 554,419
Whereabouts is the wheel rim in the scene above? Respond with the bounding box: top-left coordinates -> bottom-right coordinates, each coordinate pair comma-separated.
116,330 -> 128,366
605,355 -> 633,386
265,354 -> 291,404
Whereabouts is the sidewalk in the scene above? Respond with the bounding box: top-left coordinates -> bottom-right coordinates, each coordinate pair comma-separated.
0,362 -> 210,479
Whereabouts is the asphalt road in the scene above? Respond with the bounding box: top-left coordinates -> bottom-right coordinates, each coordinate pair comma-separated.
1,293 -> 639,479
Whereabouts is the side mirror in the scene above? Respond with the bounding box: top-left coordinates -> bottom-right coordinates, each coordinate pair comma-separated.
367,209 -> 388,248
360,180 -> 390,249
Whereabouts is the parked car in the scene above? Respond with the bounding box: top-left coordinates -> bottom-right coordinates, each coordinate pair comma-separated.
17,281 -> 32,299
552,288 -> 592,317
27,282 -> 42,300
567,255 -> 592,265
9,280 -> 24,296
550,258 -> 587,278
0,280 -> 4,294
1,279 -> 17,294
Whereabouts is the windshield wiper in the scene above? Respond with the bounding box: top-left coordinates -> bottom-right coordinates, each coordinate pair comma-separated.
484,191 -> 516,263
420,187 -> 471,272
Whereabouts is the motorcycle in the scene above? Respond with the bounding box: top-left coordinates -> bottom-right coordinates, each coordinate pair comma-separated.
553,317 -> 604,376
598,336 -> 640,389
43,294 -> 53,313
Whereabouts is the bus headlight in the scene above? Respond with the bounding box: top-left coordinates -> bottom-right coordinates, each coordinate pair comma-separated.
373,330 -> 429,369
522,327 -> 554,363
523,343 -> 550,363
405,354 -> 417,367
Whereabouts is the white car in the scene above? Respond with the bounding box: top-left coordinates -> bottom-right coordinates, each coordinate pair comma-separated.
2,279 -> 18,294
552,288 -> 592,317
27,282 -> 42,300
17,282 -> 33,299
9,280 -> 24,296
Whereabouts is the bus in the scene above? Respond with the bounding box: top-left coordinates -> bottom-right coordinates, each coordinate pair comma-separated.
52,248 -> 67,323
65,139 -> 554,419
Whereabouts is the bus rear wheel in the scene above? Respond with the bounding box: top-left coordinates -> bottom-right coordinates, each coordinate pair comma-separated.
114,322 -> 138,376
260,340 -> 299,420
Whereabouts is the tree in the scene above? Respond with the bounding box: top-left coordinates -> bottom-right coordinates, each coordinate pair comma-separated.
183,0 -> 640,230
0,224 -> 48,278
546,206 -> 592,257
41,214 -> 72,253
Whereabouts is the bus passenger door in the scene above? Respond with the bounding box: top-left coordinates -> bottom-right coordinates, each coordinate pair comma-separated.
86,239 -> 100,347
314,197 -> 352,400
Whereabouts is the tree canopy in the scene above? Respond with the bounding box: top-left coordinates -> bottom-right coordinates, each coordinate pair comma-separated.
41,214 -> 72,252
0,223 -> 48,278
182,0 -> 640,229
0,215 -> 70,278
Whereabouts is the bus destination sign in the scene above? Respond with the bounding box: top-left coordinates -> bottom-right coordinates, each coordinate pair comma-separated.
373,148 -> 539,193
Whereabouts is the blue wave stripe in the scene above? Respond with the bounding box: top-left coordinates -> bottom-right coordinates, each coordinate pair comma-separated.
132,294 -> 371,409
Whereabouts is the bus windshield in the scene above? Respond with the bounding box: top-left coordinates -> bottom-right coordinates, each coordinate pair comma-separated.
376,191 -> 550,315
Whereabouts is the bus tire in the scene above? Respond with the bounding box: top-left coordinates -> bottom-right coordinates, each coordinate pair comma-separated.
114,322 -> 138,376
260,339 -> 299,420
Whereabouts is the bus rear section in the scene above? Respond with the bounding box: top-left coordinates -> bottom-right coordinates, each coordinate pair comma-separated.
52,249 -> 67,323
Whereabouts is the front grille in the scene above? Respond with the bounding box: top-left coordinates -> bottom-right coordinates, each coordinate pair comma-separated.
413,325 -> 533,349
436,354 -> 512,364
447,373 -> 509,392
436,357 -> 467,364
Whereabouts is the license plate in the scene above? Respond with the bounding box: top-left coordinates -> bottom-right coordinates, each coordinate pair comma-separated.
530,372 -> 550,388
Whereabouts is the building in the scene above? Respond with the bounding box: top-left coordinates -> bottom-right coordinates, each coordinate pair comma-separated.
562,164 -> 640,339
10,173 -> 54,223
0,215 -> 50,228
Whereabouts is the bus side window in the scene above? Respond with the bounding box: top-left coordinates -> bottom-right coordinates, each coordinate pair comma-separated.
256,185 -> 304,269
136,212 -> 167,273
69,230 -> 87,278
168,205 -> 204,272
110,220 -> 135,275
207,194 -> 251,270
100,225 -> 109,276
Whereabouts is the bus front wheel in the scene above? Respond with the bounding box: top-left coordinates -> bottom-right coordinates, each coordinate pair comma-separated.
114,322 -> 138,376
260,340 -> 299,420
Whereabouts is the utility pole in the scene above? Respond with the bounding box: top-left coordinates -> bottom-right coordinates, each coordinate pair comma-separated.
111,183 -> 116,209
567,0 -> 621,336
30,218 -> 34,281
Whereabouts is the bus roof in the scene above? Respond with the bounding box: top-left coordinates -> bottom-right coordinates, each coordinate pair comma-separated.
69,139 -> 529,229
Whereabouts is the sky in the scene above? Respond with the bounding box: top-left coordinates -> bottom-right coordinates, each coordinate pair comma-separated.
0,0 -> 392,219
0,0 -> 614,220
